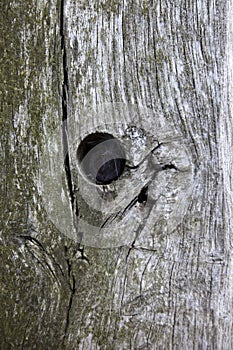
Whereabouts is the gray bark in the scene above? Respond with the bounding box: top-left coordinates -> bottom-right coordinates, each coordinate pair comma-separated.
0,0 -> 233,349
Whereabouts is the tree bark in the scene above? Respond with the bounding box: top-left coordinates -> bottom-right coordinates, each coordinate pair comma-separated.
1,0 -> 233,349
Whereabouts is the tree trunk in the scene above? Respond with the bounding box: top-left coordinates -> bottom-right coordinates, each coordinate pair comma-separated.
1,0 -> 233,349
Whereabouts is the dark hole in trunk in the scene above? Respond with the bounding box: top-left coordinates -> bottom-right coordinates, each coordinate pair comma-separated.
77,132 -> 126,185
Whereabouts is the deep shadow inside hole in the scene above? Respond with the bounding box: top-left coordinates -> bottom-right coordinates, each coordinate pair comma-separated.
77,132 -> 126,185
137,186 -> 148,204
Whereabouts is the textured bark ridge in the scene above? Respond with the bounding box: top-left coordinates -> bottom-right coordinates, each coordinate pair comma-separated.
1,0 -> 233,349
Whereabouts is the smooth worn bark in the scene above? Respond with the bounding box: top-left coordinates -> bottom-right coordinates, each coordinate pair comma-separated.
0,0 -> 233,349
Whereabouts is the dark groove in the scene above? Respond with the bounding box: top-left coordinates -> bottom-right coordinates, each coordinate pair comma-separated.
126,141 -> 161,170
60,0 -> 76,211
26,247 -> 60,285
62,246 -> 76,345
60,3 -> 79,343
100,185 -> 149,229
19,235 -> 65,277
161,163 -> 179,171
100,154 -> 183,230
63,275 -> 76,343
137,186 -> 148,203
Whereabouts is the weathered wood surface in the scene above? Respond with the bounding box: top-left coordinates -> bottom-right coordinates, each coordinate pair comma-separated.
1,0 -> 233,349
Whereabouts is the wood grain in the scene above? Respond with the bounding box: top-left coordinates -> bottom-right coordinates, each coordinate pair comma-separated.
1,0 -> 233,349
62,0 -> 233,348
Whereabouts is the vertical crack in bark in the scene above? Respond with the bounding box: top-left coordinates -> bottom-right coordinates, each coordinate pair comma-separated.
172,307 -> 177,348
60,2 -> 77,345
60,0 -> 76,216
62,246 -> 76,346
